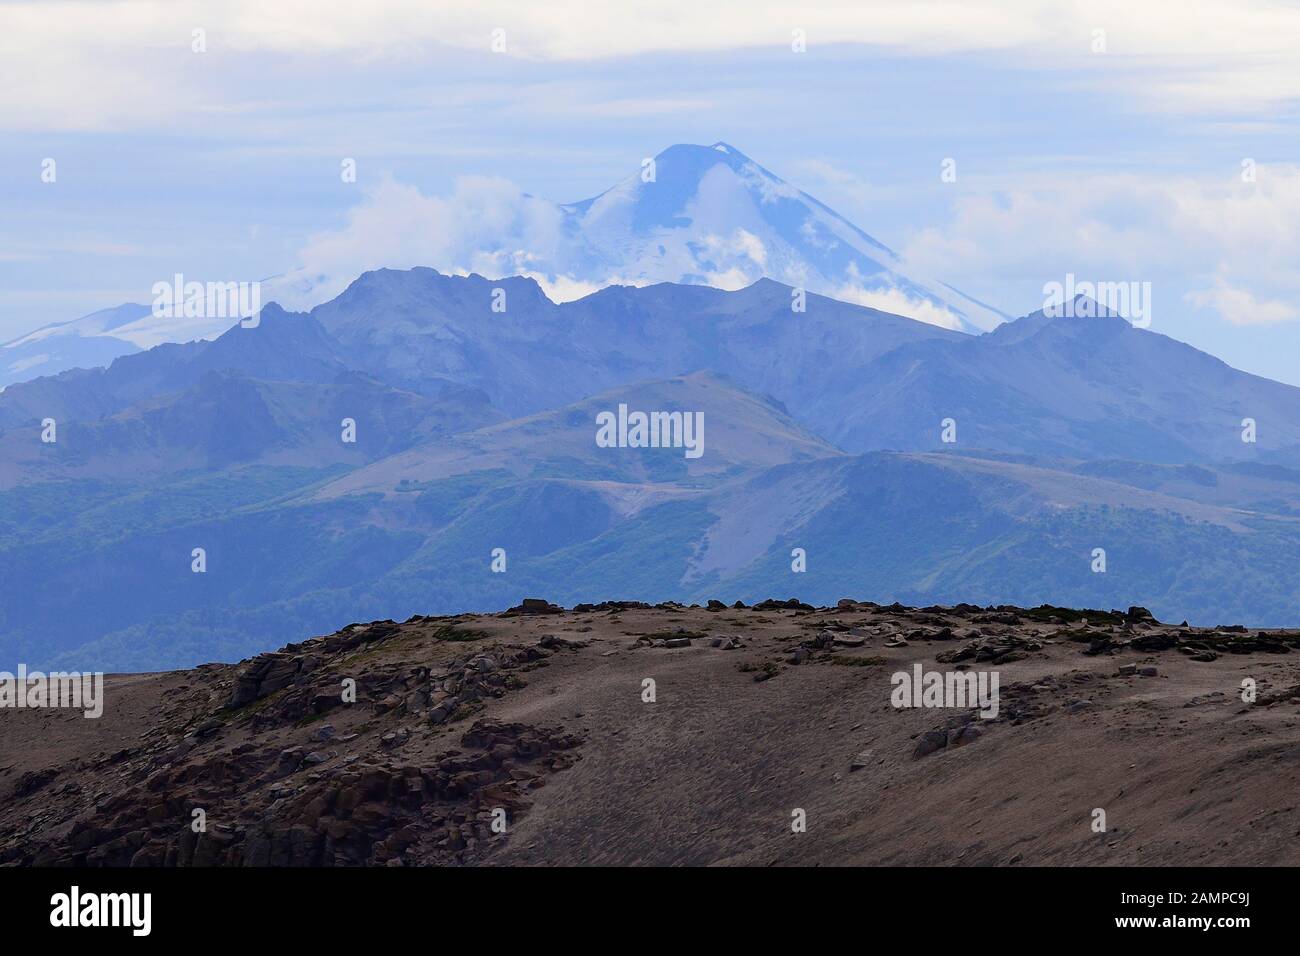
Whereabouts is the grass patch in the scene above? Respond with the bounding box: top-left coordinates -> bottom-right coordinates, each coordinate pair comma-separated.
431,624 -> 489,642
831,655 -> 887,667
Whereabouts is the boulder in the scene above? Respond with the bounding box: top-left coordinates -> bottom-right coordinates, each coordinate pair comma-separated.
505,598 -> 564,616
913,730 -> 948,758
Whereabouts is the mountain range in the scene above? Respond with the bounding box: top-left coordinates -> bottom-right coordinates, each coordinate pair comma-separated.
3,143 -> 1299,670
1,142 -> 1003,392
4,261 -> 1300,671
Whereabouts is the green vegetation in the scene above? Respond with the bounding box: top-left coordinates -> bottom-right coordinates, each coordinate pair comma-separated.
430,624 -> 489,642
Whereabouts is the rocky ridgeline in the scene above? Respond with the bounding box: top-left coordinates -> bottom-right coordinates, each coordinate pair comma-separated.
5,596 -> 1300,867
765,601 -> 1300,669
547,595 -> 1300,680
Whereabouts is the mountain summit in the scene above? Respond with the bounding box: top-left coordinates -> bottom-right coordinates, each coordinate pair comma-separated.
556,142 -> 994,333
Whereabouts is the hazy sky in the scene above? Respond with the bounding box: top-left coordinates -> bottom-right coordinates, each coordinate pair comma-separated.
3,0 -> 1299,382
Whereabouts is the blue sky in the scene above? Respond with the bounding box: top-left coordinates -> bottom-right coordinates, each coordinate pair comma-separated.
3,1 -> 1300,381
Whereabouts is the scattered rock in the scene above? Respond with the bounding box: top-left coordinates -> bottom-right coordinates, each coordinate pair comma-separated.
310,724 -> 336,742
849,750 -> 873,771
937,633 -> 1041,664
753,598 -> 815,612
913,730 -> 949,758
538,634 -> 585,650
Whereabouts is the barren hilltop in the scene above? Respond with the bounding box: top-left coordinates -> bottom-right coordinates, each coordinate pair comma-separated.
4,598 -> 1299,867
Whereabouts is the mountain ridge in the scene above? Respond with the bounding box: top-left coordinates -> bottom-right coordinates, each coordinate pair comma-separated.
5,272 -> 1300,670
0,140 -> 1002,390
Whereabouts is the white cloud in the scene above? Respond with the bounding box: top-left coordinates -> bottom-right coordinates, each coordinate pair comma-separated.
897,165 -> 1300,328
701,229 -> 768,269
276,172 -> 660,309
6,1 -> 1300,130
831,284 -> 966,332
38,0 -> 1290,63
1186,279 -> 1299,326
277,174 -> 785,307
276,175 -> 569,307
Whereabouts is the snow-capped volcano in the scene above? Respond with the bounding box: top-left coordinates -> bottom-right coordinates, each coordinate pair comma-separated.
2,141 -> 1002,390
558,142 -> 997,332
270,140 -> 1004,332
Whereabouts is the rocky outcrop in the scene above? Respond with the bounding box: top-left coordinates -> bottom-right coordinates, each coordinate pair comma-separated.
2,617 -> 586,868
